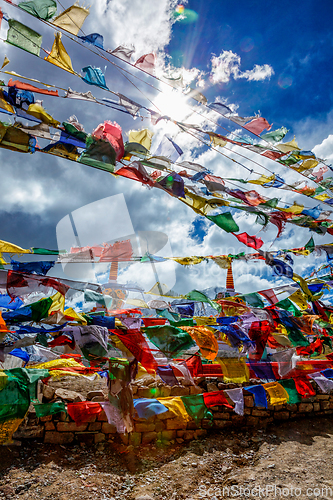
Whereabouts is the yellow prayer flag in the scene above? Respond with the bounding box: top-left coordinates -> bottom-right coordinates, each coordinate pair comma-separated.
295,159 -> 319,171
194,317 -> 217,326
45,32 -> 76,74
249,174 -> 275,186
48,292 -> 65,316
271,334 -> 292,347
292,273 -> 314,302
31,358 -> 82,370
63,307 -> 87,325
1,56 -> 10,70
125,298 -> 149,308
276,137 -> 300,153
314,193 -> 330,201
171,257 -> 204,266
128,129 -> 154,150
288,289 -> 309,310
181,326 -> 218,360
263,382 -> 289,405
217,357 -> 249,383
0,90 -> 14,114
209,133 -> 227,148
52,4 -> 89,35
27,103 -> 60,127
157,396 -> 191,423
0,418 -> 25,445
279,201 -> 304,214
0,239 -> 31,255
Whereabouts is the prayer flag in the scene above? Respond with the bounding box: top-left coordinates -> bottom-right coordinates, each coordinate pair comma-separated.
6,19 -> 42,57
45,32 -> 76,74
18,0 -> 57,20
52,4 -> 89,35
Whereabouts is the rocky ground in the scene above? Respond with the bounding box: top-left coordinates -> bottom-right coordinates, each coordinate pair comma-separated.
0,416 -> 333,500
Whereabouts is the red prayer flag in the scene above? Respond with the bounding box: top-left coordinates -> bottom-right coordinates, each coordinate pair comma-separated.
142,318 -> 167,327
294,378 -> 316,398
8,78 -> 59,96
247,320 -> 271,360
185,354 -> 203,377
67,402 -> 102,425
111,328 -> 158,374
203,390 -> 233,409
7,270 -> 69,299
116,164 -> 153,186
259,289 -> 279,305
134,53 -> 155,75
233,232 -> 264,250
244,117 -> 272,135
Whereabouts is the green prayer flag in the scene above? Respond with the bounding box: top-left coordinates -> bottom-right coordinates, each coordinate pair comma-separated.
278,155 -> 299,166
18,0 -> 57,20
278,379 -> 302,404
6,19 -> 42,56
0,368 -> 49,423
144,325 -> 196,358
261,126 -> 288,144
33,247 -> 60,255
206,212 -> 239,233
62,122 -> 88,143
181,394 -> 212,424
186,290 -> 220,311
276,298 -> 302,317
287,327 -> 309,347
170,318 -> 194,327
33,401 -> 65,418
30,297 -> 53,322
156,308 -> 181,323
305,236 -> 315,253
241,293 -> 264,308
259,198 -> 279,208
84,290 -> 112,309
79,136 -> 116,173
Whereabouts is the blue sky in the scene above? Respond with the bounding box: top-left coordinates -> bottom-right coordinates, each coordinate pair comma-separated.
168,0 -> 333,127
0,0 -> 332,298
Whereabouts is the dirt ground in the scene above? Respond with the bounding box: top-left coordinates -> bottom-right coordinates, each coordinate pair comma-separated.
0,416 -> 333,500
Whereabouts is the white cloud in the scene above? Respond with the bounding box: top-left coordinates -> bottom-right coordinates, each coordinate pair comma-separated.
210,50 -> 274,84
87,0 -> 181,58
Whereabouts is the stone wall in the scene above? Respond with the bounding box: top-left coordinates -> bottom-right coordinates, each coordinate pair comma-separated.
11,381 -> 333,447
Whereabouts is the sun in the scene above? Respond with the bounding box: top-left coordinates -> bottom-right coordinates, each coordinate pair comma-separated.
153,89 -> 193,122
